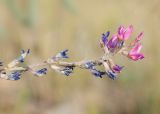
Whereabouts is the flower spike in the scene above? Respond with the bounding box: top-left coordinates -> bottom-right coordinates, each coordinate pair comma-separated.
128,43 -> 144,61
0,25 -> 144,81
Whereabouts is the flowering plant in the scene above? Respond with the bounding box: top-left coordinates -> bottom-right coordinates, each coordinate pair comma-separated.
0,25 -> 144,81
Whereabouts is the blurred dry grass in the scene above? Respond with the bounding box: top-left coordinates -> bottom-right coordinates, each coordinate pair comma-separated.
0,0 -> 160,114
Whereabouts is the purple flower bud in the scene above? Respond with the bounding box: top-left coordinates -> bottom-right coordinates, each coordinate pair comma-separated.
84,61 -> 95,69
112,65 -> 124,73
61,66 -> 73,76
17,49 -> 30,63
107,35 -> 120,52
36,68 -> 47,76
90,69 -> 105,78
8,71 -> 21,80
107,35 -> 124,53
54,49 -> 69,59
102,31 -> 110,45
106,70 -> 117,80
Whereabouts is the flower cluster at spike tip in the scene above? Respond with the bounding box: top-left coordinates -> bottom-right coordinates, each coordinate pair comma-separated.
0,25 -> 144,81
99,25 -> 144,79
100,25 -> 144,61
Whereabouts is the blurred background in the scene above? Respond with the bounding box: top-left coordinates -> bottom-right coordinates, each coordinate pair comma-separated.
0,0 -> 159,114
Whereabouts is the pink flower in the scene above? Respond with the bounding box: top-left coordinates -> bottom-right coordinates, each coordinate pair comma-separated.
118,25 -> 133,40
128,43 -> 144,61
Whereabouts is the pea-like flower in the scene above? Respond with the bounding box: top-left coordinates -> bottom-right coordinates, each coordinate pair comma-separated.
8,71 -> 22,80
35,68 -> 47,76
51,65 -> 73,76
60,66 -> 73,76
54,49 -> 69,60
84,61 -> 95,69
101,31 -> 110,45
17,49 -> 30,62
112,65 -> 124,73
117,25 -> 133,40
128,43 -> 144,61
8,49 -> 30,68
90,69 -> 105,78
107,35 -> 118,48
106,70 -> 117,80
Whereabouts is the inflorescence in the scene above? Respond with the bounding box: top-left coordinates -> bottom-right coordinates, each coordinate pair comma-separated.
0,25 -> 144,81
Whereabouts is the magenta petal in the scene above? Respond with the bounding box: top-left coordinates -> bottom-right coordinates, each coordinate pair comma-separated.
123,25 -> 133,40
129,53 -> 144,61
118,26 -> 125,35
118,26 -> 125,40
118,25 -> 133,40
129,43 -> 142,54
129,42 -> 144,61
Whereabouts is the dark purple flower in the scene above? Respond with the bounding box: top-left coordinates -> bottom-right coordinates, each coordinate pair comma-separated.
36,68 -> 47,75
84,61 -> 95,69
55,49 -> 69,59
107,34 -> 125,52
107,34 -> 121,52
8,71 -> 21,80
17,49 -> 30,63
101,31 -> 110,45
61,66 -> 73,76
107,35 -> 118,49
106,70 -> 117,80
112,65 -> 124,73
135,32 -> 143,43
90,69 -> 105,78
